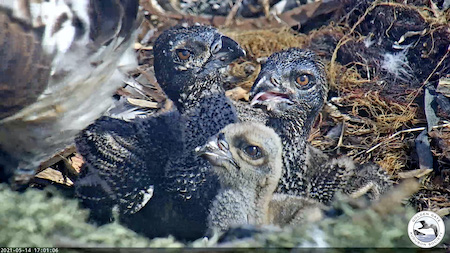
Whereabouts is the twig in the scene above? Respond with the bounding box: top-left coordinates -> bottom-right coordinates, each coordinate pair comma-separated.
225,0 -> 244,27
260,0 -> 270,18
365,122 -> 450,154
38,146 -> 76,173
406,45 -> 450,109
335,122 -> 346,149
330,0 -> 381,86
143,0 -> 340,30
423,45 -> 450,85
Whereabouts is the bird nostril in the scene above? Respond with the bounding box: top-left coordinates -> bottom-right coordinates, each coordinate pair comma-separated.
219,140 -> 229,151
270,77 -> 280,87
217,132 -> 229,151
211,38 -> 222,54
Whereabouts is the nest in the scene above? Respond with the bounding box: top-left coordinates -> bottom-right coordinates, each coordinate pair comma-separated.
35,0 -> 449,217
217,0 -> 450,213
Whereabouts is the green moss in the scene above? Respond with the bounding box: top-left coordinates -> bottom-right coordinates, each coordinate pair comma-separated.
319,203 -> 416,247
0,184 -> 151,247
208,197 -> 449,248
1,183 -> 448,248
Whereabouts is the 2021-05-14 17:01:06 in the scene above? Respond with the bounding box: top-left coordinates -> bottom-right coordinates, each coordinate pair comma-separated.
1,248 -> 59,253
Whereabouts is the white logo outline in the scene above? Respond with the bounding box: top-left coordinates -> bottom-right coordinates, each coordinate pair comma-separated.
408,211 -> 445,248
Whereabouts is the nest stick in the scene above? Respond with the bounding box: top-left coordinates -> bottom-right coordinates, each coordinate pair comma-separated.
225,0 -> 244,26
365,123 -> 450,154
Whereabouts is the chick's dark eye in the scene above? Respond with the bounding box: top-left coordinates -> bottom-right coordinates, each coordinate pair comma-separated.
296,74 -> 310,86
176,49 -> 191,60
243,145 -> 262,159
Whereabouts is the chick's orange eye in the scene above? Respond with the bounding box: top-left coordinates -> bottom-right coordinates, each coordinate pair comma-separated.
296,74 -> 310,86
176,49 -> 191,60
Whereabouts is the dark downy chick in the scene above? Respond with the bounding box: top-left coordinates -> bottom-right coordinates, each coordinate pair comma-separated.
126,26 -> 245,239
249,48 -> 391,203
249,48 -> 328,197
75,25 -> 245,239
0,0 -> 140,184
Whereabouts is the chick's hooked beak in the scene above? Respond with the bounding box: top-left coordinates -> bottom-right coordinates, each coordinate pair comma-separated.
195,132 -> 240,169
249,73 -> 293,111
203,35 -> 246,71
